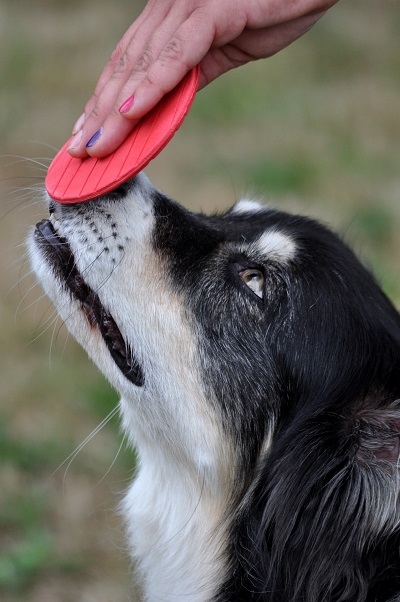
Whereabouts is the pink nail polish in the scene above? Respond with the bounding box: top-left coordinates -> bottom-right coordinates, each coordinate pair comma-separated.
119,94 -> 135,114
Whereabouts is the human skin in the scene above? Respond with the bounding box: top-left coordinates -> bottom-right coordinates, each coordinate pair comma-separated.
68,0 -> 339,159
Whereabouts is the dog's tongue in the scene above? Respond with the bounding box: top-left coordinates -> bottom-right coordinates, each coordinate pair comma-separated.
45,66 -> 200,204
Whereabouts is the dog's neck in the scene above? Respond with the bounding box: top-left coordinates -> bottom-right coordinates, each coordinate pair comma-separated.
119,396 -> 233,601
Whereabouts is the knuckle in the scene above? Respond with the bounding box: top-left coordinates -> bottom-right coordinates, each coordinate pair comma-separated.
89,90 -> 100,106
139,70 -> 169,99
160,37 -> 184,63
109,41 -> 125,67
108,42 -> 136,81
110,53 -> 133,82
142,71 -> 158,91
134,49 -> 154,73
111,56 -> 129,80
89,103 -> 106,122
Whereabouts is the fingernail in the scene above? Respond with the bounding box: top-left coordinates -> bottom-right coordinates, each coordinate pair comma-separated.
119,94 -> 135,114
86,128 -> 102,148
67,129 -> 83,151
72,112 -> 85,135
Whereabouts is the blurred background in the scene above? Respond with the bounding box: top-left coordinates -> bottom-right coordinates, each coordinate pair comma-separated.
1,1 -> 399,600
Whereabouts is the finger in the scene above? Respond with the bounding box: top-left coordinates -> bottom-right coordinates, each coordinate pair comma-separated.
82,33 -> 211,157
86,0 -> 174,108
71,10 -> 149,135
70,0 -> 246,157
85,117 -> 138,159
69,3 -> 193,158
69,1 -> 176,156
115,12 -> 217,123
116,4 -> 252,121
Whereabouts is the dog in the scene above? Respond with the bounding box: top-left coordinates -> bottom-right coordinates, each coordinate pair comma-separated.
29,172 -> 400,601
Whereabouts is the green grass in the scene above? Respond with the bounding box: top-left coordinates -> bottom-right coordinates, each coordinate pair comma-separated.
0,422 -> 83,594
0,422 -> 68,473
0,531 -> 53,593
244,156 -> 316,195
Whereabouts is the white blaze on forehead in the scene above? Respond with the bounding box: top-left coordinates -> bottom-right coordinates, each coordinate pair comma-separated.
256,229 -> 296,264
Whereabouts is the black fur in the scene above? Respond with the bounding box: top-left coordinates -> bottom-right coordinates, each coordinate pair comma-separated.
153,191 -> 400,602
32,177 -> 400,601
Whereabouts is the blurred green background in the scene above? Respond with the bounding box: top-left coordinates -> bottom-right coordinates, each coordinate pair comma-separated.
1,1 -> 399,600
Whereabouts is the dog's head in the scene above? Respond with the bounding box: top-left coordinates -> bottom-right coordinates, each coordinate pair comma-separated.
30,173 -> 400,600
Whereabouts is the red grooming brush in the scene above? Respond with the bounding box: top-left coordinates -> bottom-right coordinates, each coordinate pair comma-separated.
45,66 -> 200,204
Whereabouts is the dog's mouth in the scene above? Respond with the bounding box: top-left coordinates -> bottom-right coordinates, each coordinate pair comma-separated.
34,216 -> 145,387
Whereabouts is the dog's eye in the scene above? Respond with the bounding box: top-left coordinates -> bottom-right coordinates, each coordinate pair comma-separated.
239,268 -> 265,298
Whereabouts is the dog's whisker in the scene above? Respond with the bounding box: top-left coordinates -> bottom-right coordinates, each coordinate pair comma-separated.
49,406 -> 121,488
26,309 -> 62,347
24,289 -> 74,344
92,432 -> 127,489
1,196 -> 44,221
48,312 -> 66,370
13,280 -> 44,318
0,154 -> 50,171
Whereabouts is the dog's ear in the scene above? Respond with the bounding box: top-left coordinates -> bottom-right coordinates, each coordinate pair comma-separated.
349,397 -> 400,468
241,394 -> 400,601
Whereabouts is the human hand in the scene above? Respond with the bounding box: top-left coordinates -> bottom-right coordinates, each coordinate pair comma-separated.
68,0 -> 338,159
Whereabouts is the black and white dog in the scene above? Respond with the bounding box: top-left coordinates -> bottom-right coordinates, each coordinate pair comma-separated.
29,173 -> 400,601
